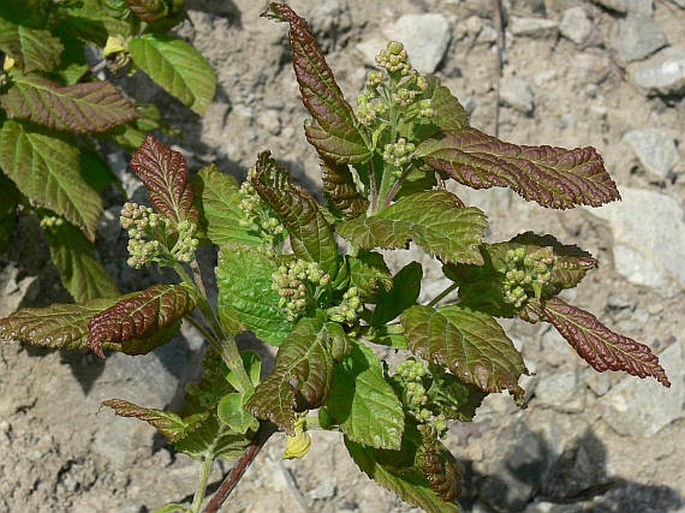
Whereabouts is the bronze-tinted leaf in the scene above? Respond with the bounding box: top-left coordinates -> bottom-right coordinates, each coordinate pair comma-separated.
87,284 -> 197,357
320,159 -> 369,219
539,297 -> 670,387
126,0 -> 169,23
420,127 -> 620,209
129,135 -> 198,224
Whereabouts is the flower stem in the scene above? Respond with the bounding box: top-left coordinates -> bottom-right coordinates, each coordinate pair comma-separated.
428,282 -> 459,307
190,455 -> 214,513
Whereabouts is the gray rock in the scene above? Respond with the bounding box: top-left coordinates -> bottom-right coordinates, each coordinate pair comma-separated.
559,6 -> 595,44
589,187 -> 685,296
383,14 -> 452,74
628,46 -> 685,96
0,264 -> 38,318
623,128 -> 682,180
501,76 -> 535,113
308,478 -> 338,499
509,16 -> 559,37
601,341 -> 685,437
668,0 -> 685,7
611,14 -> 668,63
624,0 -> 654,14
534,370 -> 586,413
591,0 -> 627,13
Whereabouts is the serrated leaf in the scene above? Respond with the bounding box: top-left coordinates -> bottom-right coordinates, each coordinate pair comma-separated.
87,284 -> 197,357
321,159 -> 369,219
102,399 -> 201,442
246,311 -> 351,434
216,245 -> 292,344
252,151 -> 340,276
129,135 -> 197,224
428,77 -> 469,132
539,297 -> 670,387
80,147 -> 118,192
401,305 -> 527,399
128,34 -> 216,115
173,414 -> 249,460
44,221 -> 119,302
337,190 -> 487,265
217,392 -> 258,433
63,0 -> 134,45
345,436 -> 462,513
371,261 -> 422,326
195,163 -> 262,247
0,18 -> 63,72
126,0 -> 170,23
324,342 -> 404,450
0,120 -> 102,239
420,127 -> 620,209
263,3 -> 370,163
1,72 -> 139,133
347,252 -> 392,299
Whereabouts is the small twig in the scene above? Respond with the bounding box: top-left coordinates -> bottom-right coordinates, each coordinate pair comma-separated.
203,421 -> 278,513
492,0 -> 505,137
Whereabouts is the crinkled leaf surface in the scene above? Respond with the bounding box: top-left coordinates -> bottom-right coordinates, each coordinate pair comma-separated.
44,221 -> 119,302
401,305 -> 526,399
263,3 -> 370,163
63,0 -> 134,45
324,342 -> 404,450
540,297 -> 670,387
102,399 -> 201,442
420,127 -> 620,209
321,159 -> 368,219
428,77 -> 469,132
371,261 -> 422,326
128,34 -> 216,115
130,135 -> 198,224
87,284 -> 197,357
347,252 -> 392,299
337,190 -> 486,265
1,72 -> 139,133
0,18 -> 63,72
126,0 -> 170,23
196,163 -> 262,247
246,311 -> 351,434
0,120 -> 102,240
253,151 -> 340,276
216,245 -> 292,344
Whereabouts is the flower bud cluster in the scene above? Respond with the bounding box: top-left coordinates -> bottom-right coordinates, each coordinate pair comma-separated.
172,220 -> 199,264
394,359 -> 449,437
327,287 -> 363,324
375,41 -> 411,75
39,215 -> 64,230
383,138 -> 416,170
273,260 -> 331,322
238,175 -> 286,250
503,247 -> 556,308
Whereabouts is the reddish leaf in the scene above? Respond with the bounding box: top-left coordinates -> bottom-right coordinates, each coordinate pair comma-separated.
540,297 -> 670,387
320,159 -> 369,219
420,128 -> 620,209
126,0 -> 169,23
130,135 -> 198,224
87,284 -> 197,357
262,3 -> 370,163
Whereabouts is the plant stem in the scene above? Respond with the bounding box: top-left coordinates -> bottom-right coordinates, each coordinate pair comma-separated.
368,158 -> 378,213
191,456 -> 214,513
203,421 -> 278,513
428,282 -> 459,307
383,164 -> 414,208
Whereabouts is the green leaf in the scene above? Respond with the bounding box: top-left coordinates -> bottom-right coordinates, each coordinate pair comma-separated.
420,127 -> 620,209
48,31 -> 88,86
401,305 -> 527,400
1,72 -> 139,133
0,172 -> 20,252
63,0 -> 134,45
371,261 -> 422,326
0,120 -> 103,240
246,311 -> 351,434
345,435 -> 462,513
538,297 -> 670,387
347,252 -> 392,299
217,392 -> 258,433
0,18 -> 63,72
215,245 -> 292,344
337,190 -> 487,265
128,34 -> 216,115
263,3 -> 370,163
324,342 -> 404,450
195,163 -> 262,247
44,221 -> 119,302
320,159 -> 369,219
102,399 -> 202,442
130,135 -> 198,224
80,147 -> 118,192
87,284 -> 197,357
252,152 -> 340,277
427,76 -> 469,132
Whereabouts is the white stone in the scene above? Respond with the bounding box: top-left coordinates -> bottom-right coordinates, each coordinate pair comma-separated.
509,16 -> 559,37
623,128 -> 681,180
500,76 -> 535,113
383,14 -> 452,74
589,187 -> 685,296
628,47 -> 685,96
611,14 -> 668,64
559,6 -> 595,44
534,370 -> 586,412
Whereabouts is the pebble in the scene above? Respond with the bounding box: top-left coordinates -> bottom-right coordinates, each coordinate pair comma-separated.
589,187 -> 685,296
624,0 -> 654,15
559,6 -> 596,45
308,479 -> 337,500
601,341 -> 684,437
534,370 -> 586,413
623,128 -> 681,181
628,46 -> 685,96
611,14 -> 668,63
383,14 -> 452,73
500,76 -> 535,113
509,16 -> 559,37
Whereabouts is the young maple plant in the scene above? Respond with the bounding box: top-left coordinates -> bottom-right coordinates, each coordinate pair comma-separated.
0,3 -> 671,513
